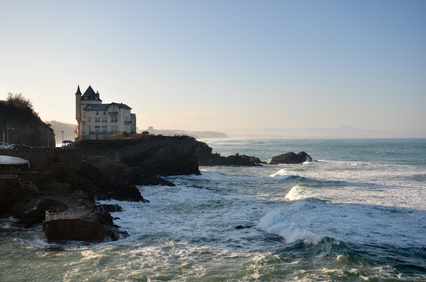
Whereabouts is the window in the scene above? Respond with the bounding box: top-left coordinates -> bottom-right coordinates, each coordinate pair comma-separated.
96,111 -> 99,115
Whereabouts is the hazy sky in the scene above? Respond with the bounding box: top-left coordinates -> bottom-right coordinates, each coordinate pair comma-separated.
1,0 -> 425,137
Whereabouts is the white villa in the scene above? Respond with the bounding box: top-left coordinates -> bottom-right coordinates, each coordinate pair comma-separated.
75,85 -> 136,140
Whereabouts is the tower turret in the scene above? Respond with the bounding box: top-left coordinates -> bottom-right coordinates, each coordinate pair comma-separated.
75,85 -> 82,122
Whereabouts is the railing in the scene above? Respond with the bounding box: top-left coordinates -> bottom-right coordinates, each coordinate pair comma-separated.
0,174 -> 17,179
45,210 -> 75,221
20,181 -> 38,193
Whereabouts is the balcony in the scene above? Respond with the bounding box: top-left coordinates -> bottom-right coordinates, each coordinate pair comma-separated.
109,111 -> 118,115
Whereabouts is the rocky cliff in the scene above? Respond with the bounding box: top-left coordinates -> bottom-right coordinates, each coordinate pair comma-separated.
76,135 -> 202,177
0,155 -> 144,242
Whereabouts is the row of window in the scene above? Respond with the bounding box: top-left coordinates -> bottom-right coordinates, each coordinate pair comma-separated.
94,110 -> 128,115
86,125 -> 120,133
87,117 -> 119,123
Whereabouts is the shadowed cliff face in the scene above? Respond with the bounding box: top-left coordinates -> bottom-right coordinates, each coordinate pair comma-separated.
0,179 -> 37,218
78,136 -> 202,176
123,144 -> 201,176
0,151 -> 146,242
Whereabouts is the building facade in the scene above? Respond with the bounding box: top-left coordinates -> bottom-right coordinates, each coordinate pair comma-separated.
75,85 -> 136,140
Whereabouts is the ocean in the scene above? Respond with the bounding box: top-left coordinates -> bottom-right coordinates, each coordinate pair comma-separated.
1,138 -> 425,281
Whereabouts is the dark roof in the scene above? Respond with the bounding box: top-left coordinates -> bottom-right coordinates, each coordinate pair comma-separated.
75,85 -> 82,96
84,104 -> 109,111
81,85 -> 102,102
84,102 -> 132,111
109,102 -> 132,110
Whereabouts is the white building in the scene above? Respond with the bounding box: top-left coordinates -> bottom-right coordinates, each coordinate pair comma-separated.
75,85 -> 136,140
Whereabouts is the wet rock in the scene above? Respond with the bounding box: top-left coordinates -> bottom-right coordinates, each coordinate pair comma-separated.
269,151 -> 312,164
43,216 -> 127,243
235,225 -> 252,229
196,142 -> 263,166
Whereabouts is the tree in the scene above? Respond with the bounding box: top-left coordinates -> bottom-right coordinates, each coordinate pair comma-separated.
6,93 -> 36,115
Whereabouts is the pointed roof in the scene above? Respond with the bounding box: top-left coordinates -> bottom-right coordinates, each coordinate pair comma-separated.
81,85 -> 102,101
75,85 -> 82,95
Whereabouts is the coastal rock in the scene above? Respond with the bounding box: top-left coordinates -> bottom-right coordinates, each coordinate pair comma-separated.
84,155 -> 175,188
78,136 -> 202,176
269,151 -> 312,164
122,143 -> 201,176
196,142 -> 263,166
43,213 -> 127,243
0,178 -> 36,218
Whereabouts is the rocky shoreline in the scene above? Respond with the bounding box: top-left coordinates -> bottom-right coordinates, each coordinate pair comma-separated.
0,135 -> 312,243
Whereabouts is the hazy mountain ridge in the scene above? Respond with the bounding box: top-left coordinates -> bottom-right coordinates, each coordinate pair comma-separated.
145,128 -> 228,139
232,125 -> 422,138
45,121 -> 77,143
45,121 -> 228,141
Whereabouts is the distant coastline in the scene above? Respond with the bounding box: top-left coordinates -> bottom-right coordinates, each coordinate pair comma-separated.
145,126 -> 228,139
45,121 -> 228,144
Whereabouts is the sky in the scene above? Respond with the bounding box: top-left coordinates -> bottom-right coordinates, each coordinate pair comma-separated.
1,0 -> 425,137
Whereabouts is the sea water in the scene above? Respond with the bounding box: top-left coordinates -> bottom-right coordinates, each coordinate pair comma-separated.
1,138 -> 425,281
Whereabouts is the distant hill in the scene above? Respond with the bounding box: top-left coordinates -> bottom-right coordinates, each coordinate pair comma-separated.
144,127 -> 228,139
45,121 -> 77,144
0,97 -> 55,147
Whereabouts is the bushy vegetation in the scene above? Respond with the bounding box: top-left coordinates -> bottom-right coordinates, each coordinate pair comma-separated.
0,93 -> 55,147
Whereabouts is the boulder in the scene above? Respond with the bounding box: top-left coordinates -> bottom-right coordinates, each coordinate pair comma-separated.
269,151 -> 312,164
43,215 -> 127,242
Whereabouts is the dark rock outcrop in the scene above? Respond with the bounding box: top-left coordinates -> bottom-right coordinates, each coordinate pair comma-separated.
196,142 -> 263,166
78,136 -> 202,176
35,160 -> 146,202
0,179 -> 34,218
43,214 -> 127,242
18,199 -> 67,228
123,144 -> 200,176
269,151 -> 312,164
0,150 -> 148,242
83,155 -> 175,188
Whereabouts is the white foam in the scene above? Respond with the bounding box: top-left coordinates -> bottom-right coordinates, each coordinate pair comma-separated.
258,198 -> 426,247
270,159 -> 426,210
284,185 -> 305,201
258,209 -> 323,244
0,217 -> 19,229
269,169 -> 295,180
